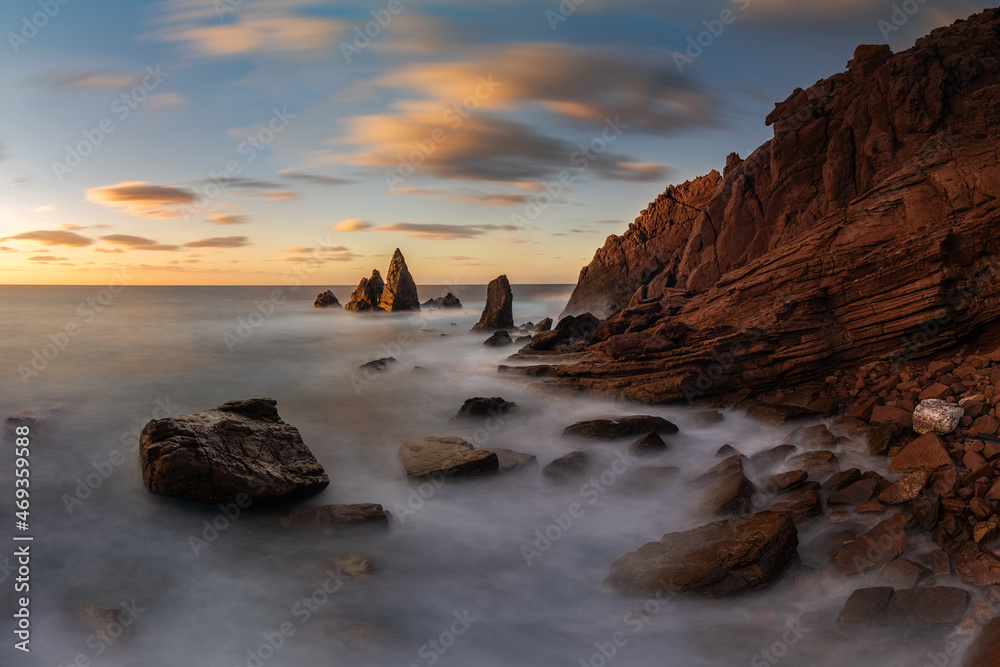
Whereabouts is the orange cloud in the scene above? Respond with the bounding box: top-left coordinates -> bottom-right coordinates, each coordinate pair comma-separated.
377,222 -> 516,240
184,236 -> 250,248
86,181 -> 196,218
2,230 -> 93,247
100,234 -> 180,251
333,218 -> 372,232
207,214 -> 250,225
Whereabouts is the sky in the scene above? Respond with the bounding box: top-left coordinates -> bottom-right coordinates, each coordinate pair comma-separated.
0,0 -> 989,285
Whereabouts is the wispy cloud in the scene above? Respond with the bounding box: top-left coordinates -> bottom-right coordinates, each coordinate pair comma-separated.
281,170 -> 356,187
86,181 -> 196,218
333,218 -> 373,232
207,214 -> 251,225
34,68 -> 140,89
184,236 -> 251,248
2,230 -> 93,247
377,222 -> 517,240
100,234 -> 180,251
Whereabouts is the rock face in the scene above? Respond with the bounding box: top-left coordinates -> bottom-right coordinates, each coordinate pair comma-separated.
912,399 -> 963,434
314,290 -> 341,308
378,248 -> 421,312
523,9 -> 1000,403
472,275 -> 514,332
345,270 -> 385,311
605,511 -> 798,597
139,398 -> 330,505
399,437 -> 498,478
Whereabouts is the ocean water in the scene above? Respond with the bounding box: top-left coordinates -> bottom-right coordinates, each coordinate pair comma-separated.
0,285 -> 973,666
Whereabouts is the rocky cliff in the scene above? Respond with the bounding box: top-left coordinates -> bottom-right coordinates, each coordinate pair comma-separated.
533,9 -> 1000,403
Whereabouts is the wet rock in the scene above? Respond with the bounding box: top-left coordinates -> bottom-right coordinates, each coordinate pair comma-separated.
280,504 -> 389,533
824,468 -> 863,492
868,422 -> 905,456
483,330 -> 513,347
786,450 -> 840,480
345,270 -> 385,311
828,479 -> 877,506
378,249 -> 421,311
891,433 -> 951,473
782,424 -> 836,450
490,448 -> 537,473
313,290 -> 341,308
421,293 -> 462,309
878,471 -> 930,505
605,511 -> 798,597
878,558 -> 931,588
964,617 -> 1000,667
748,445 -> 797,474
912,399 -> 963,435
629,432 -> 667,456
766,470 -> 808,493
743,402 -> 818,426
956,551 -> 1000,587
836,587 -> 968,628
360,357 -> 397,372
399,437 -> 499,478
695,455 -> 757,516
835,587 -> 894,626
831,519 -> 907,576
766,483 -> 821,526
456,397 -> 517,419
716,444 -> 741,458
139,398 -> 329,506
543,451 -> 589,481
693,410 -> 724,427
563,415 -> 678,439
471,275 -> 514,332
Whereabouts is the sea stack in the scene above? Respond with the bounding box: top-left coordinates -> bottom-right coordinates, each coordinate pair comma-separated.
313,290 -> 341,308
345,270 -> 385,311
378,248 -> 421,311
472,275 -> 513,332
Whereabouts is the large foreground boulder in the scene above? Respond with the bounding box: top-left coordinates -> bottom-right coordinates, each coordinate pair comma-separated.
378,248 -> 421,312
139,398 -> 329,505
471,275 -> 514,332
606,510 -> 798,596
345,270 -> 385,311
399,437 -> 499,478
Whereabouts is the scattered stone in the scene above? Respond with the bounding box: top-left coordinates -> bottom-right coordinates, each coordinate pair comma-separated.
313,290 -> 341,308
831,520 -> 907,576
891,433 -> 951,473
456,397 -> 517,419
139,398 -> 329,506
483,331 -> 513,347
828,479 -> 877,506
878,471 -> 930,505
824,468 -> 863,492
930,550 -> 951,578
742,402 -> 818,426
766,484 -> 821,526
280,504 -> 389,533
782,424 -> 836,450
868,422 -> 905,456
629,432 -> 667,456
490,448 -> 537,473
912,399 -> 964,434
748,445 -> 797,473
786,450 -> 840,480
471,275 -> 514,332
879,558 -> 930,588
399,437 -> 499,478
563,416 -> 678,439
543,451 -> 589,481
695,455 -> 757,516
605,511 -> 798,597
766,470 -> 809,493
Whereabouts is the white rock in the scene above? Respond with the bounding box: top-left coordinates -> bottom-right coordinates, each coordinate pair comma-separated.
912,399 -> 963,435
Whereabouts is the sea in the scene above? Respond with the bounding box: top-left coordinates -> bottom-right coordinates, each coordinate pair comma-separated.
0,285 -> 971,666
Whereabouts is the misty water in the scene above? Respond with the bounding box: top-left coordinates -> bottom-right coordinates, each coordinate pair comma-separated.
0,285 -> 975,666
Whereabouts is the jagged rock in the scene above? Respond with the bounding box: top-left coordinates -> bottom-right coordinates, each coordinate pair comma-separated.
748,445 -> 797,474
483,331 -> 513,347
359,357 -> 397,372
563,415 -> 678,439
782,424 -> 836,450
280,504 -> 389,533
421,293 -> 462,309
629,432 -> 667,456
786,450 -> 840,480
399,437 -> 498,478
345,270 -> 385,311
766,483 -> 821,526
490,448 -> 536,473
139,398 -> 329,505
830,519 -> 907,576
378,249 -> 421,312
605,511 -> 798,597
878,471 -> 930,505
891,433 -> 951,473
456,397 -> 517,419
471,275 -> 513,332
912,399 -> 964,434
543,451 -> 589,481
868,422 -> 905,456
520,10 -> 1000,404
695,455 -> 757,516
535,317 -> 553,332
313,290 -> 341,308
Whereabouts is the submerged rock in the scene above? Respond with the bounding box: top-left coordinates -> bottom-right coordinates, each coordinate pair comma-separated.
139,398 -> 329,505
280,504 -> 389,533
490,448 -> 537,473
345,270 -> 385,311
313,290 -> 341,308
695,455 -> 757,516
483,330 -> 513,347
605,510 -> 798,597
543,451 -> 589,481
456,397 -> 517,419
359,357 -> 397,372
563,415 -> 678,439
378,248 -> 421,312
399,436 -> 498,478
471,275 -> 514,332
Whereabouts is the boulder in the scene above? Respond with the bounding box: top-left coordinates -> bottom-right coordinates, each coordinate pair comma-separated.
912,399 -> 964,434
782,424 -> 836,450
878,471 -> 930,505
455,397 -> 517,419
836,586 -> 968,628
483,331 -> 513,347
629,432 -> 667,456
399,437 -> 498,478
139,398 -> 329,505
605,511 -> 798,597
695,455 -> 757,516
830,519 -> 907,576
765,484 -> 822,526
422,293 -> 462,309
378,249 -> 421,311
345,270 -> 385,311
313,290 -> 341,308
563,415 -> 678,439
490,448 -> 537,473
471,275 -> 514,332
543,451 -> 589,481
891,433 -> 951,473
280,504 -> 389,533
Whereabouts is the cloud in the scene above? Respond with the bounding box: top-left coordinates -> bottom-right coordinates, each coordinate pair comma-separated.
281,170 -> 356,186
0,246 -> 18,252
147,93 -> 187,110
93,247 -> 126,254
152,0 -> 347,59
377,222 -> 516,240
184,236 -> 250,248
33,205 -> 56,213
198,177 -> 281,191
207,214 -> 250,225
2,230 -> 93,247
394,187 -> 532,206
280,244 -> 356,263
27,255 -> 69,262
86,181 -> 196,218
35,68 -> 140,89
333,218 -> 373,232
263,190 -> 299,202
100,234 -> 180,251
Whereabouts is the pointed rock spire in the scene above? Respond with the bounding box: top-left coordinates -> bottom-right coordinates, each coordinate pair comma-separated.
378,249 -> 421,311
